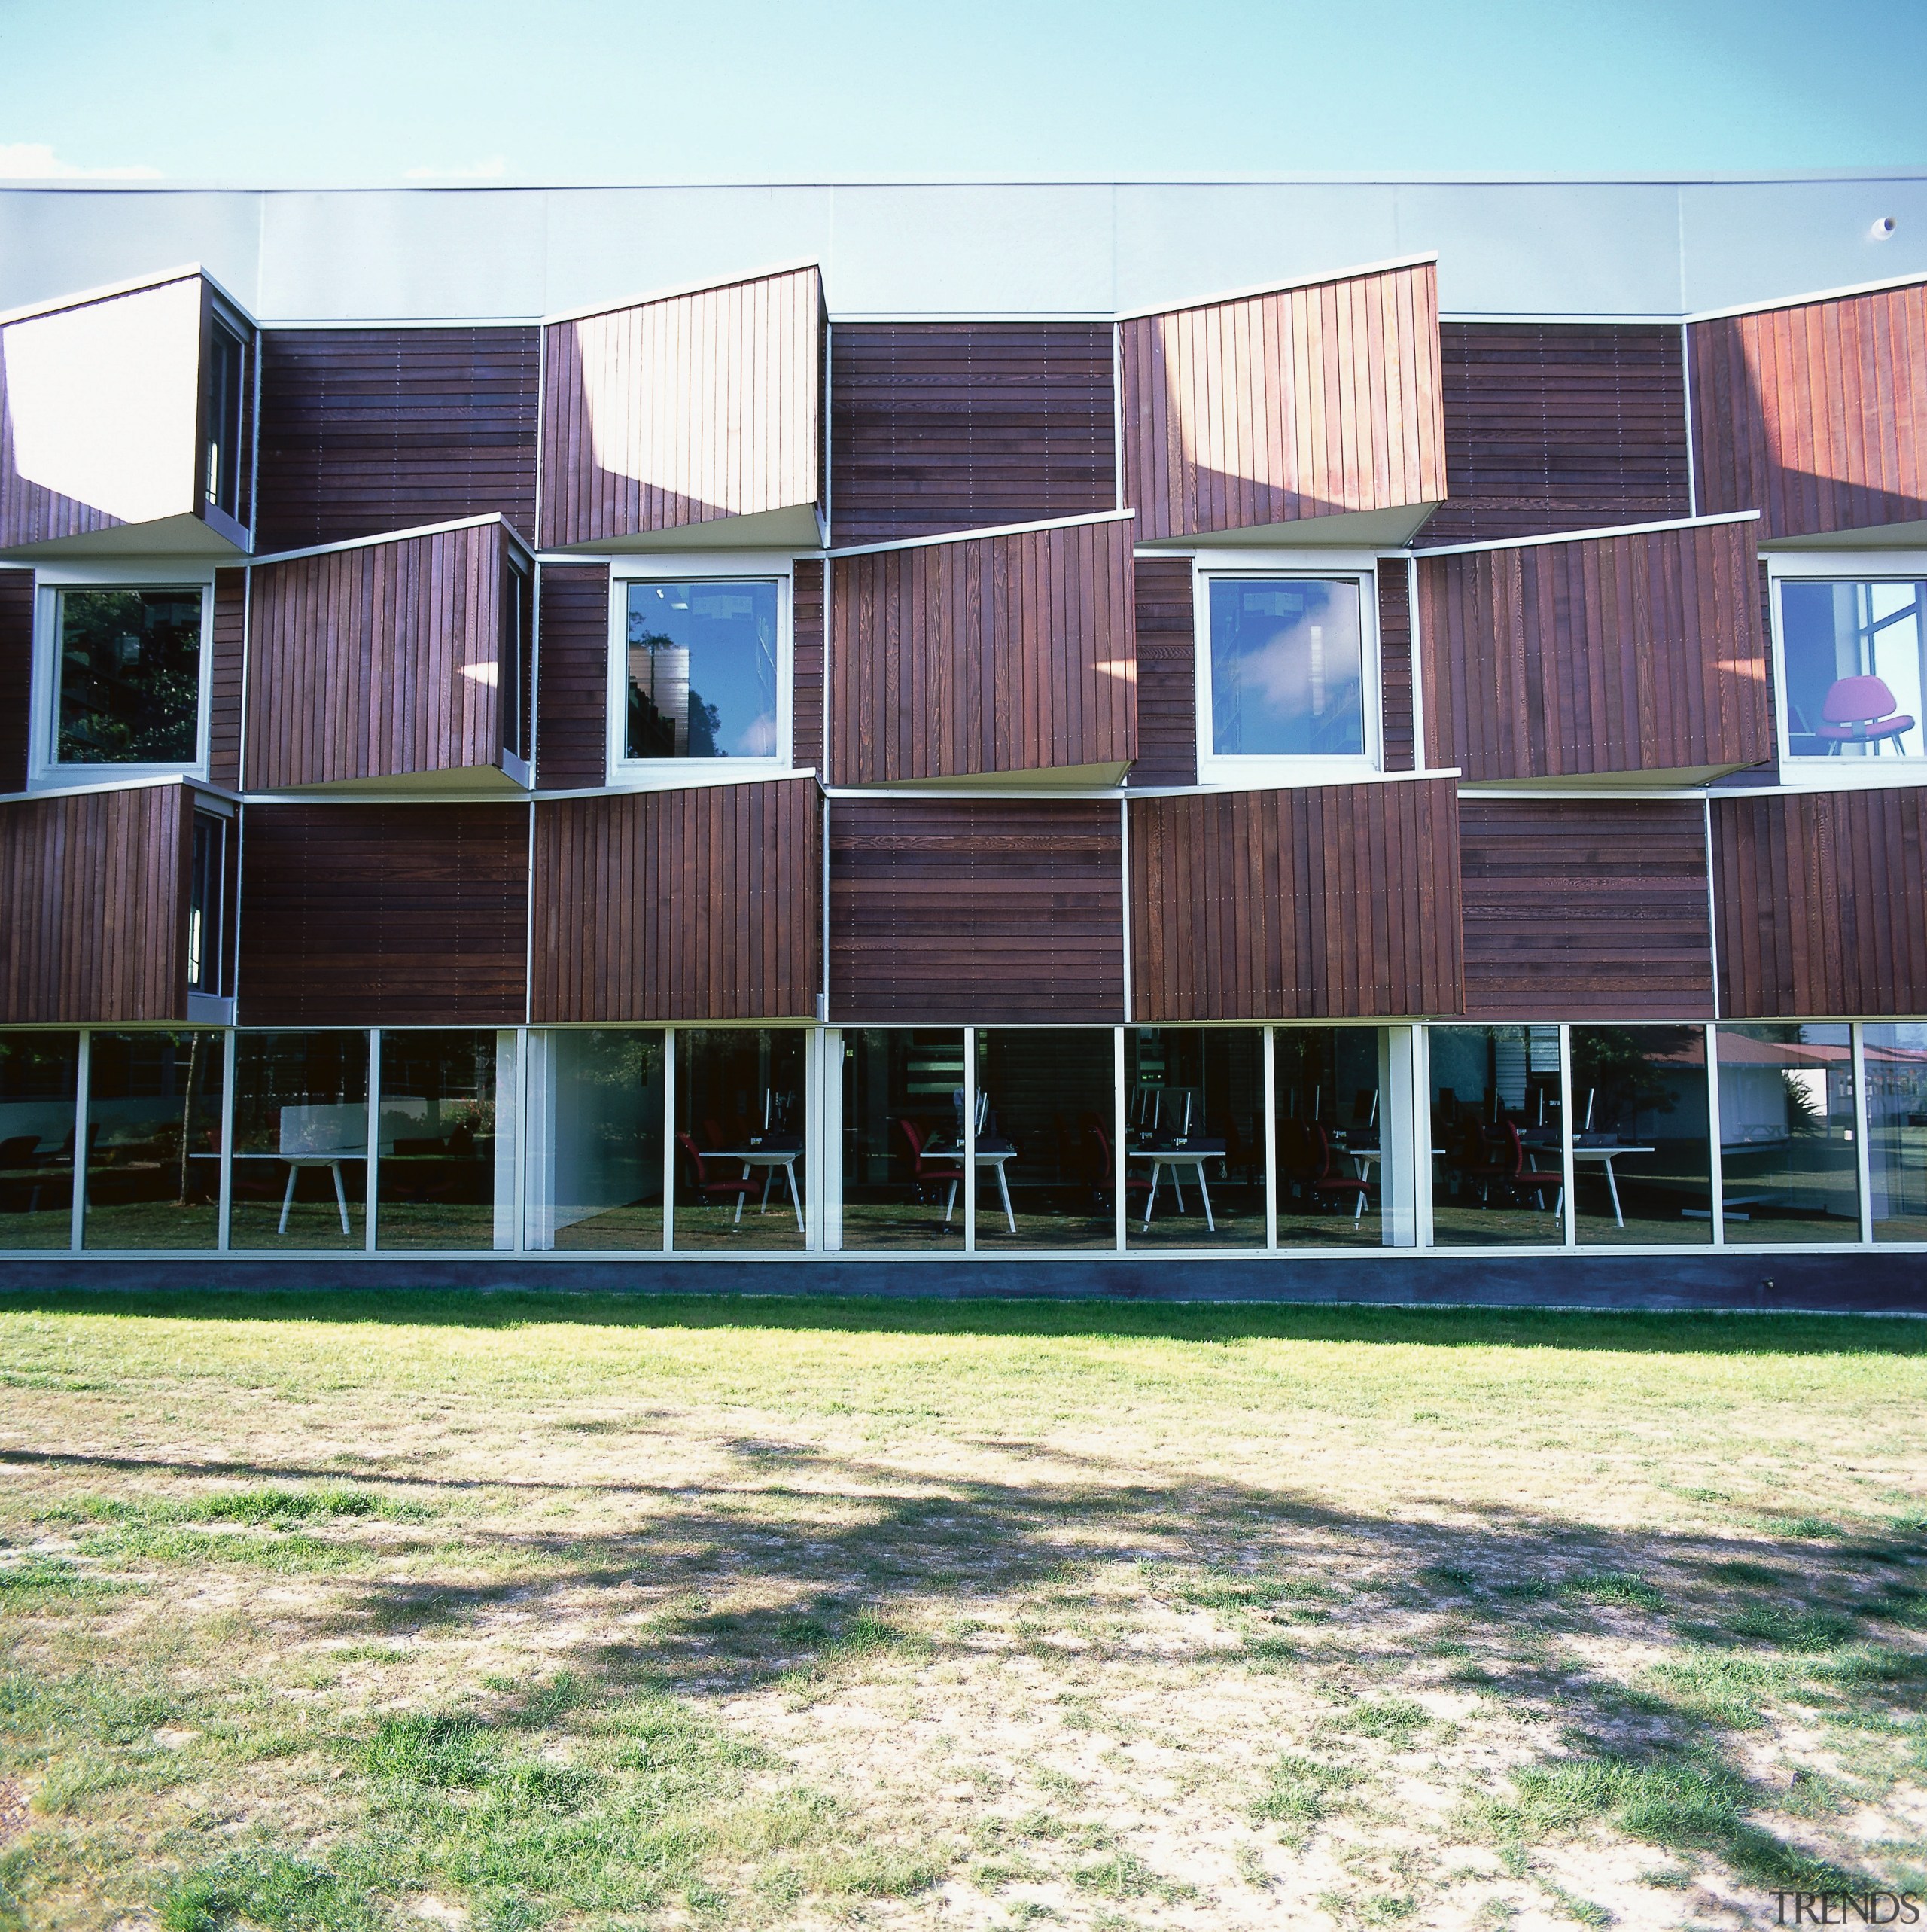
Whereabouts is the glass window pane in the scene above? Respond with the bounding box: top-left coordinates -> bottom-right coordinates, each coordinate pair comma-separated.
204,319 -> 247,523
82,1032 -> 223,1249
1570,1026 -> 1712,1246
974,1029 -> 1116,1251
625,580 -> 779,760
1715,1025 -> 1859,1243
56,588 -> 203,765
1208,577 -> 1365,758
230,1032 -> 368,1251
528,1029 -> 665,1251
1429,1025 -> 1565,1247
1125,1028 -> 1264,1248
1276,1027 -> 1407,1248
1865,1025 -> 1927,1242
1781,579 -> 1926,760
376,1032 -> 510,1250
0,1033 -> 79,1249
838,1028 -> 966,1251
673,1030 -> 806,1251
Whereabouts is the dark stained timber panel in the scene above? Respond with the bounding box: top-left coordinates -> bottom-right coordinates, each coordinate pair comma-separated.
1130,556 -> 1196,787
238,803 -> 529,1026
830,798 -> 1124,1024
533,563 -> 610,791
1378,558 -> 1415,774
1128,779 -> 1463,1022
793,558 -> 825,775
0,568 -> 32,791
1460,799 -> 1713,1020
207,568 -> 246,789
830,323 -> 1116,545
254,328 -> 538,553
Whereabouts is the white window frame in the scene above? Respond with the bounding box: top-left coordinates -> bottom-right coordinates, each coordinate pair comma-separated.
29,559 -> 217,790
604,553 -> 794,790
1767,549 -> 1927,788
1192,550 -> 1384,788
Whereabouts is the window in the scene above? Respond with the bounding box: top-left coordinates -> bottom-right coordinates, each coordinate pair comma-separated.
502,558 -> 532,769
1200,571 -> 1377,775
50,585 -> 205,768
202,312 -> 249,528
1779,574 -> 1926,760
619,577 -> 783,766
187,811 -> 231,998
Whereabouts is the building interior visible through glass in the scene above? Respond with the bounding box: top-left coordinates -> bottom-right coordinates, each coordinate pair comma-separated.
625,580 -> 778,760
1780,578 -> 1925,757
1209,577 -> 1364,757
674,1029 -> 806,1250
56,588 -> 203,764
1275,1026 -> 1399,1246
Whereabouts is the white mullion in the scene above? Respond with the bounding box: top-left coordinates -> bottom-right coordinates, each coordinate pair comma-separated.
1113,1027 -> 1128,1254
1262,1025 -> 1278,1252
1558,1024 -> 1576,1248
1412,1026 -> 1434,1248
1852,1023 -> 1874,1245
662,1028 -> 677,1254
511,1028 -> 529,1256
70,1031 -> 90,1251
364,1029 -> 382,1252
217,1028 -> 236,1251
1706,1023 -> 1725,1245
963,1028 -> 978,1254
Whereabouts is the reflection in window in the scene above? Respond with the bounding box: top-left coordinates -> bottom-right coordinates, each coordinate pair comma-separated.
1865,1025 -> 1927,1242
1781,578 -> 1925,759
973,1030 -> 1115,1251
203,315 -> 249,525
525,1029 -> 665,1251
673,1030 -> 806,1251
187,812 -> 230,997
232,1032 -> 368,1251
1715,1025 -> 1859,1244
1429,1025 -> 1564,1248
56,587 -> 203,765
1125,1029 -> 1265,1248
1276,1028 -> 1411,1248
82,1032 -> 224,1250
836,1029 -> 966,1251
625,580 -> 779,761
376,1032 -> 512,1251
0,1032 -> 79,1249
1569,1026 -> 1711,1246
1208,577 -> 1365,759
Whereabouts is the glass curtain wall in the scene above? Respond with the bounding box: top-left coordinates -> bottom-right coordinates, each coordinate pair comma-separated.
376,1032 -> 511,1250
524,1030 -> 665,1251
1863,1025 -> 1927,1242
1715,1025 -> 1859,1244
973,1030 -> 1115,1250
1124,1029 -> 1265,1248
838,1029 -> 967,1251
230,1032 -> 369,1249
672,1029 -> 807,1251
0,1032 -> 79,1248
1274,1028 -> 1402,1248
1569,1027 -> 1713,1245
82,1032 -> 224,1248
1428,1025 -> 1564,1246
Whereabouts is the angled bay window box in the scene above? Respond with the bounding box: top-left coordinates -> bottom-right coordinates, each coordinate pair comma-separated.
245,515 -> 534,793
540,265 -> 824,553
1,268 -> 257,559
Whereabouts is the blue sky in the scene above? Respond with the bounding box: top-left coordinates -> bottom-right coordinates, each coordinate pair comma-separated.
2,0 -> 1923,184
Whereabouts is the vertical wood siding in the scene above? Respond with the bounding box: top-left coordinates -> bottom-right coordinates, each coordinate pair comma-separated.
830,323 -> 1116,545
1690,281 -> 1927,541
540,268 -> 823,549
530,778 -> 819,1022
0,569 -> 32,791
1119,262 -> 1445,543
830,799 -> 1124,1023
1425,323 -> 1690,545
1377,558 -> 1415,773
532,563 -> 610,791
1130,556 -> 1197,786
829,518 -> 1135,785
238,802 -> 528,1025
1418,519 -> 1770,782
1460,799 -> 1713,1019
254,327 -> 538,553
207,567 -> 246,788
245,521 -> 512,790
1712,791 -> 1927,1018
793,558 -> 825,773
0,783 -> 190,1022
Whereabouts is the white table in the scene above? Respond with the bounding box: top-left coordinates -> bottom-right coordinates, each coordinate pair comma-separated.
1571,1144 -> 1655,1229
1129,1145 -> 1224,1231
933,1147 -> 1016,1234
224,1150 -> 368,1236
708,1148 -> 805,1231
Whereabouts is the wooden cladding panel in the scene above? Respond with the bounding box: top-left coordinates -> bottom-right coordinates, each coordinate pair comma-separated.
0,783 -> 190,1022
1119,262 -> 1445,543
238,803 -> 528,1026
533,564 -> 610,791
540,267 -> 821,548
1131,556 -> 1196,787
1419,519 -> 1770,782
830,520 -> 1134,785
793,558 -> 825,773
207,568 -> 246,789
1691,282 -> 1927,541
1426,324 -> 1690,545
531,779 -> 819,1022
0,569 -> 31,791
1377,558 -> 1415,773
830,323 -> 1116,544
1460,800 -> 1713,1020
254,328 -> 538,553
1712,791 -> 1927,1019
245,521 -> 510,790
1129,779 -> 1463,1022
830,799 -> 1124,1023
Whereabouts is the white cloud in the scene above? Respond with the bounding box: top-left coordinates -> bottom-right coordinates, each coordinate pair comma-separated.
403,157 -> 508,181
0,142 -> 162,180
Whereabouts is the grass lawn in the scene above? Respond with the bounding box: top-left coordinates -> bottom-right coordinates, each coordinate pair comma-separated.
2,1290 -> 1926,1930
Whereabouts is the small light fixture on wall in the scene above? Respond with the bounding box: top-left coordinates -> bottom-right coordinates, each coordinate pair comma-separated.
1871,216 -> 1898,239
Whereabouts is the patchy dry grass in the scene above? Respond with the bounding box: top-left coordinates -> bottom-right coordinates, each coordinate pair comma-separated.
0,1287 -> 1925,1930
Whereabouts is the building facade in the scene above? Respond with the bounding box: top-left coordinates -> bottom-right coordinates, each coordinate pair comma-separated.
3,177 -> 1927,1301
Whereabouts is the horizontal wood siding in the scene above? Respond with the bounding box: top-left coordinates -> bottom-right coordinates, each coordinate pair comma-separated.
1712,791 -> 1927,1018
531,779 -> 819,1022
1119,263 -> 1445,543
830,799 -> 1123,1022
245,521 -> 508,789
830,519 -> 1134,785
0,783 -> 189,1022
540,267 -> 822,548
1419,519 -> 1770,781
1460,799 -> 1713,1020
1425,323 -> 1690,544
533,563 -> 610,791
1691,281 -> 1927,540
1128,779 -> 1463,1021
793,557 -> 824,773
830,323 -> 1116,544
254,327 -> 538,553
237,803 -> 528,1025
1131,556 -> 1196,786
0,569 -> 31,791
207,567 -> 246,789
1377,557 -> 1415,773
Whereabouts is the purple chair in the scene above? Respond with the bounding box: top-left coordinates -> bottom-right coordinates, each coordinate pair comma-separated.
1819,675 -> 1914,754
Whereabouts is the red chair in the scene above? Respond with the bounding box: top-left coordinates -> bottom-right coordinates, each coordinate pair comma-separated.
896,1118 -> 965,1220
1819,675 -> 1914,755
676,1133 -> 756,1224
1463,1122 -> 1560,1214
1304,1123 -> 1373,1223
1086,1123 -> 1152,1217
